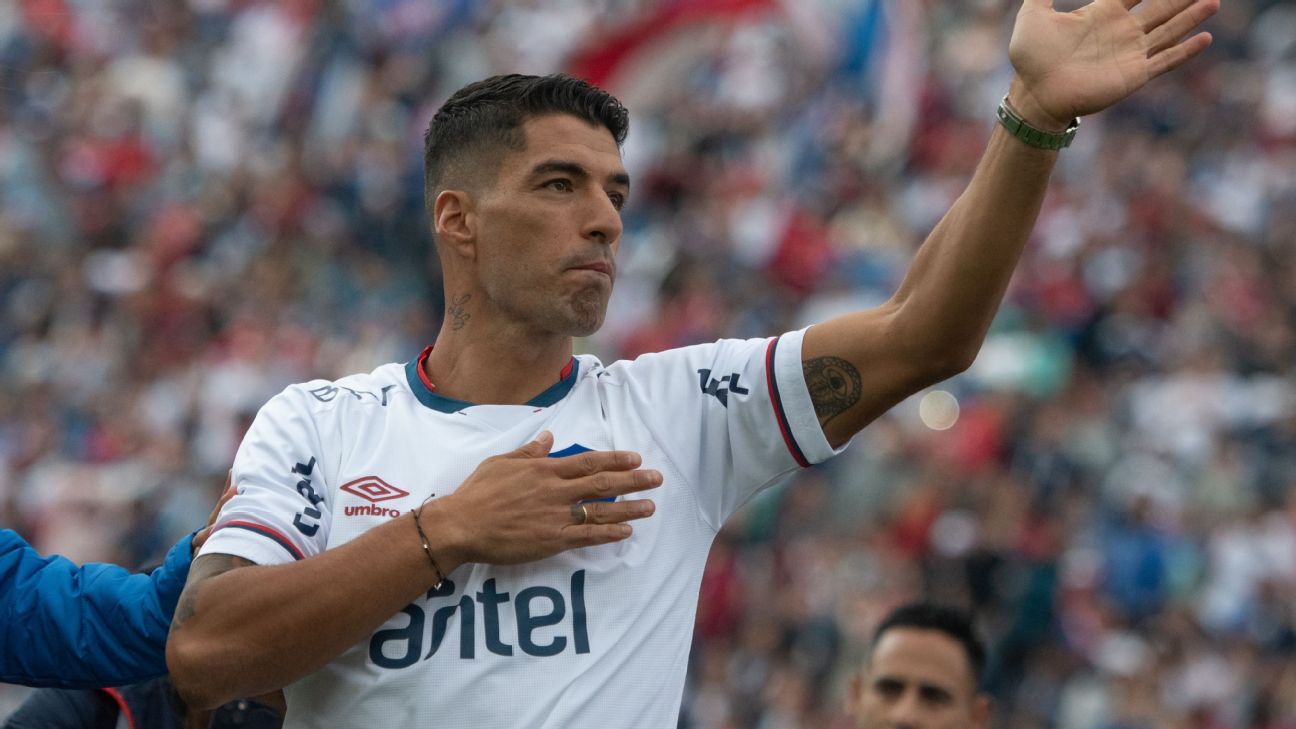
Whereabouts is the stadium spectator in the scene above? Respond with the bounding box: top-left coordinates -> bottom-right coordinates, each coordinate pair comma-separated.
850,602 -> 990,729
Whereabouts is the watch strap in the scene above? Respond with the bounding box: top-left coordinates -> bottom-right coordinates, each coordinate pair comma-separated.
996,96 -> 1079,150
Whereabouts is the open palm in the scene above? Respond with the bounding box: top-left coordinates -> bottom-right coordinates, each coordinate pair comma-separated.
1009,0 -> 1218,125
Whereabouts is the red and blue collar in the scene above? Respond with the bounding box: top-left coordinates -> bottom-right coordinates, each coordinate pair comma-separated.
404,345 -> 579,413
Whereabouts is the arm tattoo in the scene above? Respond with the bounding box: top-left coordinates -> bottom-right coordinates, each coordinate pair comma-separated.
172,554 -> 255,629
803,356 -> 862,426
448,294 -> 471,331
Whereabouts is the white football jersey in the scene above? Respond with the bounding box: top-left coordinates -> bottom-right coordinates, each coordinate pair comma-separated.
201,328 -> 844,727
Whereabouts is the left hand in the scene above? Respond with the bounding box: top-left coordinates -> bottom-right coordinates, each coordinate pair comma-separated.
1007,0 -> 1219,129
192,471 -> 237,556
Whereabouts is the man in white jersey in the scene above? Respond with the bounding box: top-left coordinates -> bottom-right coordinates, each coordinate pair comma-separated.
167,1 -> 1218,725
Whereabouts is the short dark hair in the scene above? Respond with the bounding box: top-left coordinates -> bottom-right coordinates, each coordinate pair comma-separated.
869,602 -> 986,685
422,73 -> 629,219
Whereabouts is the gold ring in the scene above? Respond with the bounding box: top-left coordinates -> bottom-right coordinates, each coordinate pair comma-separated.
571,502 -> 589,525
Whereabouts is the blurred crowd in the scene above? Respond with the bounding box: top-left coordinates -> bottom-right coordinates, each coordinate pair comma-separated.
1,0 -> 1294,727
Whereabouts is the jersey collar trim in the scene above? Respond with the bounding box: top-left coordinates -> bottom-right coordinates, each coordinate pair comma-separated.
404,346 -> 580,413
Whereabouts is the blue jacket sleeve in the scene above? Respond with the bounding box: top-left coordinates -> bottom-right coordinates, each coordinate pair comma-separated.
0,529 -> 194,688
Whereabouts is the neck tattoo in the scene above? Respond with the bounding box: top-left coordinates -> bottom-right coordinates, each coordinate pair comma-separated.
448,294 -> 471,331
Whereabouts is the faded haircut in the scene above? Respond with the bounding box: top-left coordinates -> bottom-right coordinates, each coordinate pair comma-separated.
869,602 -> 987,687
422,73 -> 629,227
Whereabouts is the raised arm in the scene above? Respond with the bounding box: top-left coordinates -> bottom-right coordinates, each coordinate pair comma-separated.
802,0 -> 1218,447
166,433 -> 662,709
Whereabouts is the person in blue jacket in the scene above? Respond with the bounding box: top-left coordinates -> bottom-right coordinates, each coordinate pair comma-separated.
0,481 -> 234,688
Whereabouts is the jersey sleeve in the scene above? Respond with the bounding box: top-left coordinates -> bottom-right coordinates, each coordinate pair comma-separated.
612,327 -> 847,528
199,385 -> 333,566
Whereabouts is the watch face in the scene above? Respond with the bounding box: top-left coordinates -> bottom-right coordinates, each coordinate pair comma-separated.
209,699 -> 283,728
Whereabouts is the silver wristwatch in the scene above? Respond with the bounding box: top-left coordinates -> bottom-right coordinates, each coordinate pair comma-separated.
995,96 -> 1080,150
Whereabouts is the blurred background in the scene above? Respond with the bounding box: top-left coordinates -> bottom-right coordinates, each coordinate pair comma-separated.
0,0 -> 1293,726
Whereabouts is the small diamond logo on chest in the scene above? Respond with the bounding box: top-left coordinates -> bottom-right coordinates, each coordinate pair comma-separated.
341,476 -> 410,503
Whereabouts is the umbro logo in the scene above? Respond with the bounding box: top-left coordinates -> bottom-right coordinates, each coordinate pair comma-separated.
341,476 -> 410,503
342,476 -> 410,519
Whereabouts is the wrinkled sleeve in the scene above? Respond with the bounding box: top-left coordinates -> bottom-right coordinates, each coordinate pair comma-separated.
199,385 -> 332,566
0,530 -> 194,688
610,328 -> 847,529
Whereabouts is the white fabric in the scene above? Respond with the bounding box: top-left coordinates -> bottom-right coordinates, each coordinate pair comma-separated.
201,328 -> 844,728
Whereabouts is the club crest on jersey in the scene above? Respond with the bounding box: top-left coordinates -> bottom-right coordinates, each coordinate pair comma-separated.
549,443 -> 614,503
341,476 -> 410,518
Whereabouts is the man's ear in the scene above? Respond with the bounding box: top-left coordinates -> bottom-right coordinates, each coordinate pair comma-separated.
433,189 -> 476,260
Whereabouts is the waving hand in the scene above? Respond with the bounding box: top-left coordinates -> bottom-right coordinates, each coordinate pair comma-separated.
1008,0 -> 1219,129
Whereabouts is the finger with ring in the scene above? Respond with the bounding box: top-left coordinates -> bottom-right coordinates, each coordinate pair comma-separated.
571,502 -> 590,525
